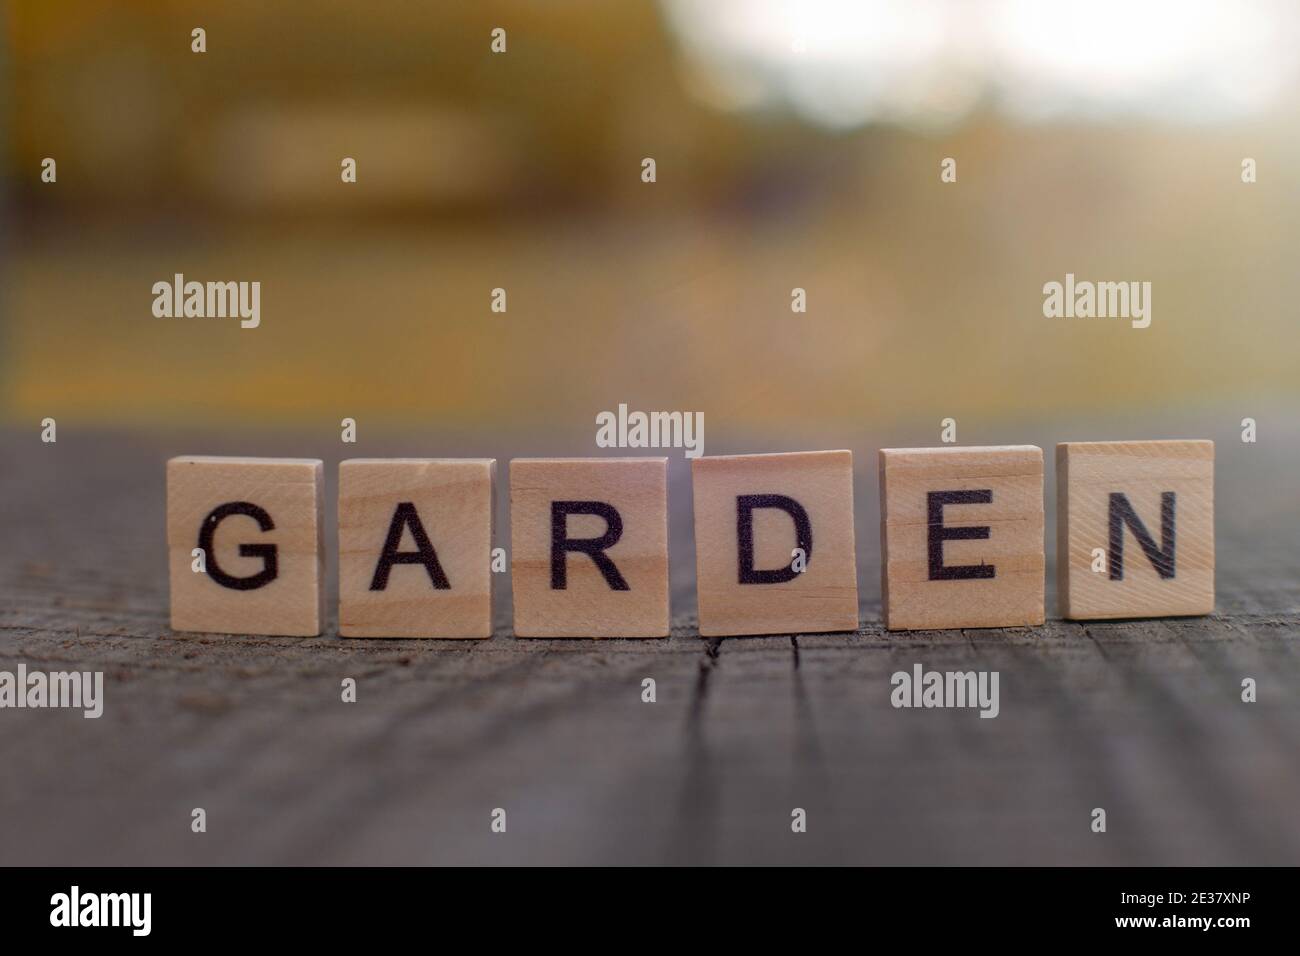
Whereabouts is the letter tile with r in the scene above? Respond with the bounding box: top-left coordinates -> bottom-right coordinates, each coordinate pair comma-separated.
509,458 -> 669,637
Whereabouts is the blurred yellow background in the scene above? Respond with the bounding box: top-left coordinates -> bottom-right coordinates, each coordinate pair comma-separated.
4,0 -> 1298,431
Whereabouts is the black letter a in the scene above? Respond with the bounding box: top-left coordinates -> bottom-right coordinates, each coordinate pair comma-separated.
370,502 -> 451,590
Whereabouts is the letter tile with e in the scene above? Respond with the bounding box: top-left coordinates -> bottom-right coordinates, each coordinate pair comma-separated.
691,450 -> 859,636
338,458 -> 495,638
879,446 -> 1044,631
509,458 -> 669,637
167,456 -> 325,636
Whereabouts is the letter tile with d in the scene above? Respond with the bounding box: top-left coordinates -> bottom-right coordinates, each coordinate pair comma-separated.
691,450 -> 859,636
166,456 -> 325,636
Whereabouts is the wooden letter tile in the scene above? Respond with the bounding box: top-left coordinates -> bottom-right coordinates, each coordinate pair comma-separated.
692,450 -> 858,637
338,459 -> 495,638
167,456 -> 324,636
510,458 -> 668,637
880,446 -> 1044,631
1057,440 -> 1214,620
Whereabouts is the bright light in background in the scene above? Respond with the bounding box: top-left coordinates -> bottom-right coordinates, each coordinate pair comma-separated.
661,0 -> 1300,129
663,0 -> 976,129
993,0 -> 1294,121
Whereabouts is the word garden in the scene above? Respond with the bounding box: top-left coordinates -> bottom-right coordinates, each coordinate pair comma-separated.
166,440 -> 1214,638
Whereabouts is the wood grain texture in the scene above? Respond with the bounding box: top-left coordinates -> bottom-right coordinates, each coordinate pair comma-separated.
510,458 -> 669,638
167,456 -> 324,636
692,450 -> 858,636
338,459 -> 494,638
1058,440 -> 1214,620
880,446 -> 1044,631
3,425 -> 1298,866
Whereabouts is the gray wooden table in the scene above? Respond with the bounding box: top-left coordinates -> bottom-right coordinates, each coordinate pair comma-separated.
1,415 -> 1297,865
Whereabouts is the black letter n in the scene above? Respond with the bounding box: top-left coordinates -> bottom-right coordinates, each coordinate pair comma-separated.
1108,492 -> 1176,581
